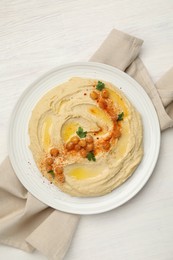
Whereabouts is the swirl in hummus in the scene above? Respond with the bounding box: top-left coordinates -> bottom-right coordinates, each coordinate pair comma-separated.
29,77 -> 143,197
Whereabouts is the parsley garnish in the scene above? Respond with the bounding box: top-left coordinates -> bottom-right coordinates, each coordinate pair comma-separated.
48,170 -> 55,178
76,127 -> 87,138
96,81 -> 105,91
87,151 -> 96,162
117,112 -> 124,121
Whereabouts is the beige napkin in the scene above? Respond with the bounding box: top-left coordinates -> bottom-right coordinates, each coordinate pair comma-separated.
90,29 -> 173,130
0,28 -> 173,260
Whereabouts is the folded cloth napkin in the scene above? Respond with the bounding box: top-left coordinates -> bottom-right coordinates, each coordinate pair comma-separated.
0,29 -> 173,260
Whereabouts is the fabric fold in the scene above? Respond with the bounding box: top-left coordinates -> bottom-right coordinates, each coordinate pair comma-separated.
0,157 -> 80,257
126,58 -> 173,130
90,28 -> 144,71
26,211 -> 80,260
156,67 -> 173,121
90,29 -> 173,130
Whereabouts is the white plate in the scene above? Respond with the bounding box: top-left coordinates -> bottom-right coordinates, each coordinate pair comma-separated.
8,62 -> 160,215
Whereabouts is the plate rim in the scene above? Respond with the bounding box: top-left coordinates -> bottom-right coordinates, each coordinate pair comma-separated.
8,61 -> 161,215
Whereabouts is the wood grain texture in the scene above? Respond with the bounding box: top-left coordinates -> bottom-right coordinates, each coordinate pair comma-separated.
0,0 -> 173,259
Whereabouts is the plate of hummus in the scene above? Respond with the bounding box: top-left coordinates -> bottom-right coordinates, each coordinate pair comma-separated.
8,62 -> 160,214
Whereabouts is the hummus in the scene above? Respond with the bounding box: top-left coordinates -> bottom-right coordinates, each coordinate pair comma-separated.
29,77 -> 143,197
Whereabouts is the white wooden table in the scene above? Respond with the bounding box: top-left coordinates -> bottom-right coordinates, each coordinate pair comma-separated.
0,1 -> 173,259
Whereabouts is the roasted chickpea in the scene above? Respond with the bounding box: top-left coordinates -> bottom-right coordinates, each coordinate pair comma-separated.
80,149 -> 87,158
79,139 -> 87,147
55,166 -> 63,175
113,128 -> 121,138
50,148 -> 59,157
70,136 -> 80,144
86,143 -> 94,152
90,91 -> 99,100
46,165 -> 53,172
45,157 -> 54,165
66,141 -> 75,151
85,135 -> 94,143
57,174 -> 65,183
98,98 -> 107,109
74,144 -> 81,151
101,89 -> 109,98
103,142 -> 110,151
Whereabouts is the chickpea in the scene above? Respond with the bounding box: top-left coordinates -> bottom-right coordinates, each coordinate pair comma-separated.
90,91 -> 99,100
98,98 -> 107,109
114,128 -> 121,138
86,143 -> 94,152
45,157 -> 54,166
85,135 -> 94,143
55,166 -> 63,175
70,135 -> 80,144
57,174 -> 65,183
101,89 -> 109,98
46,165 -> 53,172
74,144 -> 81,151
103,142 -> 110,151
50,148 -> 59,157
80,149 -> 87,158
66,141 -> 74,151
79,139 -> 87,147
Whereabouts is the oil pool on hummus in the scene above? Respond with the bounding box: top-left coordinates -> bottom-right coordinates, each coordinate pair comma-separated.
28,77 -> 143,197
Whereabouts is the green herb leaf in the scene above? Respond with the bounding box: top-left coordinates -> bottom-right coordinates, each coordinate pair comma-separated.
76,127 -> 87,138
117,112 -> 124,121
48,170 -> 55,178
87,151 -> 96,162
96,81 -> 105,91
